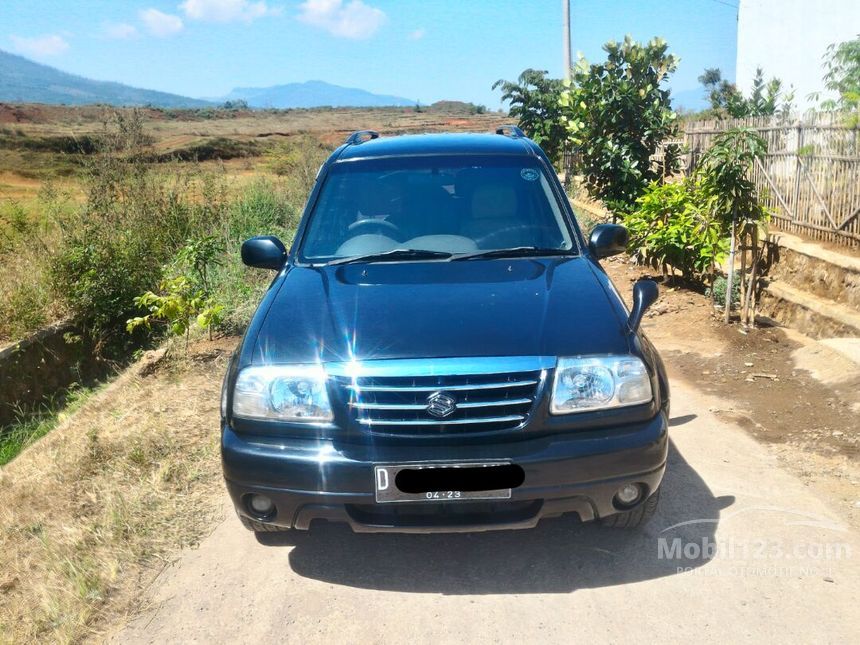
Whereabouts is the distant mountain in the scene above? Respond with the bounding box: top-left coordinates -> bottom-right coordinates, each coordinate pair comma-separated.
0,49 -> 212,108
223,80 -> 414,108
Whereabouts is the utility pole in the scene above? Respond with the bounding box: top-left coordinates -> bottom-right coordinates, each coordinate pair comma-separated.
562,0 -> 571,81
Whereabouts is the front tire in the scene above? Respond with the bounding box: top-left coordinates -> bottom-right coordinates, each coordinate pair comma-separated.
600,489 -> 661,528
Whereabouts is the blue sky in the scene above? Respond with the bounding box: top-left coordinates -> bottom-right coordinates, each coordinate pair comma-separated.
1,0 -> 738,109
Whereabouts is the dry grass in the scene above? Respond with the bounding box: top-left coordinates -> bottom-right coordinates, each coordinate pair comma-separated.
0,337 -> 235,643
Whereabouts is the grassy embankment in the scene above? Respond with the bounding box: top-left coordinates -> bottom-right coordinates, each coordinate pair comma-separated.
0,340 -> 232,643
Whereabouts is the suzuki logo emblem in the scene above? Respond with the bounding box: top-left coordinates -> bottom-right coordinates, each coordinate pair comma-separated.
426,391 -> 457,418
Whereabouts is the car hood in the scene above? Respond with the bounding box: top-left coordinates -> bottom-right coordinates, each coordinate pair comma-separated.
251,257 -> 631,364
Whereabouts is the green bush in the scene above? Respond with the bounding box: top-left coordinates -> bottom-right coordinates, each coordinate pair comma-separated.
266,135 -> 330,203
51,226 -> 164,333
624,180 -> 728,281
708,275 -> 741,308
210,179 -> 300,334
224,178 -> 300,242
0,280 -> 51,340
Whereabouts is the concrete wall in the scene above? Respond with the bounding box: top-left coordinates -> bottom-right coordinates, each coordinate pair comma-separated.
737,0 -> 860,110
0,323 -> 103,427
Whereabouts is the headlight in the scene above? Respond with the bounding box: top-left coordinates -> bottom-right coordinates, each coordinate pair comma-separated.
550,356 -> 652,414
232,365 -> 333,422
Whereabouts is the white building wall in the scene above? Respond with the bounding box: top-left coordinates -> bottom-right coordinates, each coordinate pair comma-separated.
736,0 -> 860,110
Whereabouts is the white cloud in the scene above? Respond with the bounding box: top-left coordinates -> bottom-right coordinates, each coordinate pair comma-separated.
9,34 -> 70,58
139,8 -> 184,37
104,22 -> 138,39
180,0 -> 281,23
408,28 -> 425,40
298,0 -> 386,39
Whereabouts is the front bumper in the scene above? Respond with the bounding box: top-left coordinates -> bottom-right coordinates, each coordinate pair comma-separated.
222,412 -> 668,533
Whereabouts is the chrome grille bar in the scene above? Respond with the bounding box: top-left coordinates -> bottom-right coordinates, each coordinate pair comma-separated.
350,397 -> 532,411
357,415 -> 525,426
345,379 -> 538,392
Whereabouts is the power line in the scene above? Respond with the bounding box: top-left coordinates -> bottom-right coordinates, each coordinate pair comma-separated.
709,0 -> 739,9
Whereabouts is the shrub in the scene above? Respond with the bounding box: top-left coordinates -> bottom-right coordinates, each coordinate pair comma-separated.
127,276 -> 224,350
624,180 -> 728,281
266,135 -> 330,203
51,228 -> 163,333
49,112 -> 229,337
709,275 -> 741,308
0,280 -> 51,340
210,179 -> 300,334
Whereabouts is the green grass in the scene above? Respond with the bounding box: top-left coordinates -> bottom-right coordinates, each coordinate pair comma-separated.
0,385 -> 100,465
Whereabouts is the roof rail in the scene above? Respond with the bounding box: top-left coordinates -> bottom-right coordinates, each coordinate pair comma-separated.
345,130 -> 380,145
495,125 -> 525,138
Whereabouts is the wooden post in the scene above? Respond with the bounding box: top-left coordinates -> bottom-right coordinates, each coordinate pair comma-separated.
725,211 -> 737,324
791,121 -> 803,223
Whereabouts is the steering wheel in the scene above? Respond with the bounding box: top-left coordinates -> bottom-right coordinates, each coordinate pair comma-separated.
472,225 -> 535,249
348,218 -> 401,237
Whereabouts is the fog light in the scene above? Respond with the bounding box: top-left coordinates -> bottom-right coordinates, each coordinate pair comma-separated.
615,483 -> 643,506
247,494 -> 275,518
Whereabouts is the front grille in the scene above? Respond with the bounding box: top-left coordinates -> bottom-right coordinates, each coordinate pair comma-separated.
328,357 -> 551,435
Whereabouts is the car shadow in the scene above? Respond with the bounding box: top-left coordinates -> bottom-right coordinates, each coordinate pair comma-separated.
264,439 -> 731,594
669,414 -> 697,427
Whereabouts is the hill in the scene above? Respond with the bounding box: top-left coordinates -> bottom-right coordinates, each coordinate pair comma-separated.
0,49 -> 211,108
223,80 -> 414,108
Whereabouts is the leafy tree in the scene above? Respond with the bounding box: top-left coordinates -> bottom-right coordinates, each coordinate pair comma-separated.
812,34 -> 860,118
697,127 -> 769,229
493,69 -> 567,164
558,36 -> 680,215
697,127 -> 770,323
698,67 -> 792,118
221,99 -> 249,110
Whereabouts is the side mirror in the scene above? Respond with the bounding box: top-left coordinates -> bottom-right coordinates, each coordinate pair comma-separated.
241,236 -> 287,270
589,223 -> 629,259
628,280 -> 659,333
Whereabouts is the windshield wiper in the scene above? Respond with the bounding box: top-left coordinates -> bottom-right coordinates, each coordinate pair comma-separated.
450,246 -> 575,261
327,249 -> 453,266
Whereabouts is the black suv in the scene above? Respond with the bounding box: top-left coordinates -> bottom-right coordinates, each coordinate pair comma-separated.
221,127 -> 669,534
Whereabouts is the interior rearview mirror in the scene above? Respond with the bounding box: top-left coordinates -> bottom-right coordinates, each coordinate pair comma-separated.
241,236 -> 287,270
628,280 -> 659,333
589,223 -> 629,259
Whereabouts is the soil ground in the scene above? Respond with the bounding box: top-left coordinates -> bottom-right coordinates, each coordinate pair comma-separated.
603,254 -> 860,530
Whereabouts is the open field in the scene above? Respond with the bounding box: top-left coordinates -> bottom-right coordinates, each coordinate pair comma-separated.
0,103 -> 508,194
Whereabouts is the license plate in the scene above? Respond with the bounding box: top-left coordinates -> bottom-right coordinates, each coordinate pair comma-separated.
374,462 -> 514,503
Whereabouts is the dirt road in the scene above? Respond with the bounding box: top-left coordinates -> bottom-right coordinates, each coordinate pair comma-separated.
114,375 -> 859,644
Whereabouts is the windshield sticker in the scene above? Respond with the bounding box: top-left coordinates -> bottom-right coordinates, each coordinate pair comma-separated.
520,168 -> 539,181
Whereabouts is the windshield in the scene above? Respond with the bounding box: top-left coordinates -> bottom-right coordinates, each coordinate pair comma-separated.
299,155 -> 575,262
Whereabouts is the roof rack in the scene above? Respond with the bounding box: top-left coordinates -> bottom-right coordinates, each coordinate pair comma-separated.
495,125 -> 525,138
345,130 -> 380,145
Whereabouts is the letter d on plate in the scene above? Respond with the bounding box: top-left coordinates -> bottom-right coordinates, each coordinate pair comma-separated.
376,467 -> 389,491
